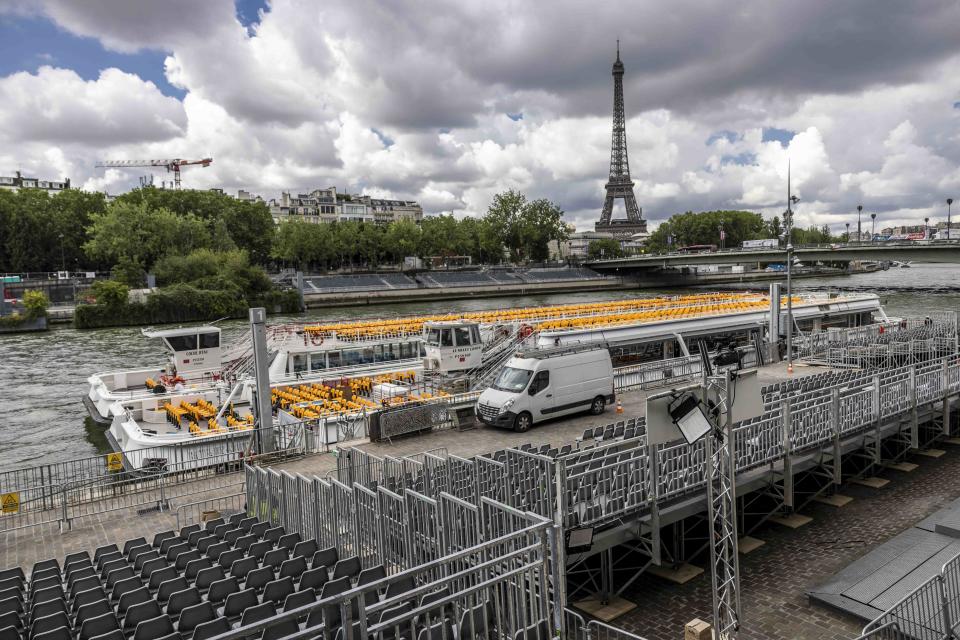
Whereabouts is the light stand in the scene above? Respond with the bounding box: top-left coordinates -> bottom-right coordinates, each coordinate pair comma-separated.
703,372 -> 742,638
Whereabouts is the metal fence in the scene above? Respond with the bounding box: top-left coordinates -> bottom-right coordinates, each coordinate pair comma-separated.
798,313 -> 958,364
0,423 -> 308,533
859,550 -> 960,639
615,355 -> 703,391
323,354 -> 960,559
566,608 -> 650,640
242,463 -> 561,640
174,489 -> 246,529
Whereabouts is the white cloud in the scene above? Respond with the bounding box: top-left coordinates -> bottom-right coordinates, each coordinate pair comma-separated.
0,67 -> 186,145
4,0 -> 960,232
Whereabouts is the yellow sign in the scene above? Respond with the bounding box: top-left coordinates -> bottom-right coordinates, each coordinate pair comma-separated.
1,492 -> 19,514
106,452 -> 124,472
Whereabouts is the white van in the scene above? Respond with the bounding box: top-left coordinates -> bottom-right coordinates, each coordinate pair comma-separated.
475,346 -> 614,432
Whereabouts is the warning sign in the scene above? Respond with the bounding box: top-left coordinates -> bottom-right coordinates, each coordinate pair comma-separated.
1,492 -> 19,514
106,452 -> 124,472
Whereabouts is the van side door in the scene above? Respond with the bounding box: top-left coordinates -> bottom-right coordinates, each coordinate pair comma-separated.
528,370 -> 553,417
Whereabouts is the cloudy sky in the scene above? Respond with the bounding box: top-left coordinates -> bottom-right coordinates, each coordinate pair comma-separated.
1,0 -> 958,232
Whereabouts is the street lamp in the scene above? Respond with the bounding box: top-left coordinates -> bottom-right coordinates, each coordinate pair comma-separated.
949,198 -> 954,241
871,213 -> 877,242
925,217 -> 930,241
718,222 -> 725,250
785,166 -> 799,375
857,204 -> 863,243
845,222 -> 850,243
58,233 -> 65,272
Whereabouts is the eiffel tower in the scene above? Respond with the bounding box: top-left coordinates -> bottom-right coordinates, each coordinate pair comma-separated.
595,41 -> 647,237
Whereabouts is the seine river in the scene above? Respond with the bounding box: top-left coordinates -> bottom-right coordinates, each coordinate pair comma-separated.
1,263 -> 958,471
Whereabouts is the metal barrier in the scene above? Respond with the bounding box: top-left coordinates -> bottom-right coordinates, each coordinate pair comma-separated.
241,462 -> 559,640
174,489 -> 245,529
615,355 -> 703,391
859,550 -> 960,639
0,423 -> 307,533
799,313 -> 958,365
566,608 -> 650,640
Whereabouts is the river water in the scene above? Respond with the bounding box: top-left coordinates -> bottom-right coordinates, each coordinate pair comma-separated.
2,263 -> 958,471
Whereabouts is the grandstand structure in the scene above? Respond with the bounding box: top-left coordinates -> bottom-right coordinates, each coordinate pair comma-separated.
302,268 -> 611,294
4,320 -> 960,639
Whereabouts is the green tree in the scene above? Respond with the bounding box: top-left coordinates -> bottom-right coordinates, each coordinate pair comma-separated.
648,210 -> 767,252
587,238 -> 623,260
383,219 -> 422,263
518,198 -> 568,262
22,290 -> 49,320
89,280 -> 129,308
113,187 -> 274,264
84,201 -> 209,269
485,190 -> 526,262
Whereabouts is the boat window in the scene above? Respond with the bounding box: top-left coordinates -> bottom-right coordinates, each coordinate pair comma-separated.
292,353 -> 308,373
426,327 -> 441,346
471,325 -> 481,344
362,347 -> 376,364
384,344 -> 397,361
310,354 -> 326,371
167,335 -> 198,351
343,349 -> 361,365
441,329 -> 454,347
328,351 -> 341,369
420,343 -> 426,357
199,332 -> 220,349
454,326 -> 473,346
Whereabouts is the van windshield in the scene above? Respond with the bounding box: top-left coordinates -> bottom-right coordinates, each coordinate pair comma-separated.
491,366 -> 533,392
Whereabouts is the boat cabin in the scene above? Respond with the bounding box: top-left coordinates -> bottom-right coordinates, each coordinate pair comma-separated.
142,326 -> 223,376
423,320 -> 483,373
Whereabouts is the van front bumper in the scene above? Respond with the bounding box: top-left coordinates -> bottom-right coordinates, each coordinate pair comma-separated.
476,409 -> 516,428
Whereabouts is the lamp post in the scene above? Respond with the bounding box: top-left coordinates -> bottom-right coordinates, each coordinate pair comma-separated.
857,204 -> 863,243
845,222 -> 850,243
718,222 -> 725,250
925,217 -> 930,241
785,163 -> 798,375
871,213 -> 877,242
949,198 -> 954,240
58,233 -> 65,272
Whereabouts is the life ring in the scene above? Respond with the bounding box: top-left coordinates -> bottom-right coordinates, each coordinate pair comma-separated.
519,324 -> 534,340
310,333 -> 324,346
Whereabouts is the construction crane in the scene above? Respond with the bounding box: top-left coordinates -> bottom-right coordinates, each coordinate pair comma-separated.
94,158 -> 213,189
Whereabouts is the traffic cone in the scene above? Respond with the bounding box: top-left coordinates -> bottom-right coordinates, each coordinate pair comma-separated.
787,361 -> 794,375
616,398 -> 624,414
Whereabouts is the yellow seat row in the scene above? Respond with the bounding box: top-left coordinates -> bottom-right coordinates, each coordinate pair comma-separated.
301,293 -> 773,339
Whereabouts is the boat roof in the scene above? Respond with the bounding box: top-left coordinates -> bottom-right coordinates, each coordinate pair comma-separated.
142,326 -> 221,338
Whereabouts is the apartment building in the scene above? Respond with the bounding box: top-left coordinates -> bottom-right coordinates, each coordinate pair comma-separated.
268,187 -> 422,225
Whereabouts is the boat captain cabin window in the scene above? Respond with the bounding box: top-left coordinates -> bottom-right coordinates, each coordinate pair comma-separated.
166,334 -> 197,351
441,329 -> 454,347
199,332 -> 219,349
163,331 -> 219,352
454,326 -> 473,346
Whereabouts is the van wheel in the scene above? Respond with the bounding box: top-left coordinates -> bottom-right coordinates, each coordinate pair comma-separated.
514,412 -> 532,433
590,396 -> 606,415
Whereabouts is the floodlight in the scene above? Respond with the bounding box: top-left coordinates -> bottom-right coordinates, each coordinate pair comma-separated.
668,394 -> 713,445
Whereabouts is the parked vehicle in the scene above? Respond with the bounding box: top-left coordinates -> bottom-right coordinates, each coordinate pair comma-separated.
475,345 -> 614,432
